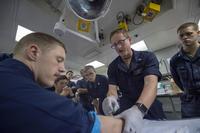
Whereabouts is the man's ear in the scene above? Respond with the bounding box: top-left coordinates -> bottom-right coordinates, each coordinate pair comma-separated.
128,36 -> 132,44
25,44 -> 41,61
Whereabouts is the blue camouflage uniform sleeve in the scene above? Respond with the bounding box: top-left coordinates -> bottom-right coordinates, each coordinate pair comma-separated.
107,61 -> 118,85
143,52 -> 161,80
170,57 -> 183,90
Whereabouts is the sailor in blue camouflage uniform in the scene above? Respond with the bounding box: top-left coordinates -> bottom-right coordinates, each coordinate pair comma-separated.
83,65 -> 109,115
170,22 -> 200,118
102,28 -> 166,133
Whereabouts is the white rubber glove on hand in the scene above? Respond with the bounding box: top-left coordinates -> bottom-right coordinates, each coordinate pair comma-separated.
115,105 -> 144,133
102,96 -> 120,116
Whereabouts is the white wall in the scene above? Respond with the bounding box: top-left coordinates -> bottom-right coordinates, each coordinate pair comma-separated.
154,44 -> 179,74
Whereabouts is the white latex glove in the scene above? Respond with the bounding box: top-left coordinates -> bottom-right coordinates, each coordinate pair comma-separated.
102,96 -> 120,116
115,105 -> 144,133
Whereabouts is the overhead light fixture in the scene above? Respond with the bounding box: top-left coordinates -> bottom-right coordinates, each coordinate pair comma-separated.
15,25 -> 34,41
67,0 -> 112,21
131,40 -> 148,51
86,60 -> 105,69
198,19 -> 200,28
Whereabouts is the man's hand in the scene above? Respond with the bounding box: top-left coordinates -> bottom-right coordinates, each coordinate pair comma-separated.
77,88 -> 88,94
115,105 -> 144,133
60,86 -> 73,96
102,96 -> 120,116
92,98 -> 100,113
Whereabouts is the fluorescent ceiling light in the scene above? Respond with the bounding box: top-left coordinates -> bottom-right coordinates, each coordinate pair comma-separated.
86,60 -> 105,68
198,19 -> 200,28
131,40 -> 148,51
15,25 -> 34,41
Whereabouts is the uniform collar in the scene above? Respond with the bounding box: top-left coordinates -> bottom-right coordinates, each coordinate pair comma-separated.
178,47 -> 200,60
1,58 -> 35,81
117,49 -> 143,72
195,46 -> 200,58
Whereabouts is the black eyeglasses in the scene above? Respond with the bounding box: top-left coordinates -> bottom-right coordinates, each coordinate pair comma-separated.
111,38 -> 128,49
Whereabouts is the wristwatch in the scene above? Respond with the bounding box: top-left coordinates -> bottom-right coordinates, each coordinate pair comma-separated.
135,102 -> 148,115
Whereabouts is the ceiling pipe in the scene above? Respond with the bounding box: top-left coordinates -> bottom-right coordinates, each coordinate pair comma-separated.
94,20 -> 100,43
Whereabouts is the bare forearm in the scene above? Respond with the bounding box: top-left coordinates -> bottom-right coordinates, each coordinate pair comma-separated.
107,85 -> 118,96
99,115 -> 123,133
137,75 -> 157,108
77,88 -> 88,94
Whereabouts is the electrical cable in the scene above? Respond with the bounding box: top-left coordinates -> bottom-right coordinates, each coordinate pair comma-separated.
132,12 -> 144,25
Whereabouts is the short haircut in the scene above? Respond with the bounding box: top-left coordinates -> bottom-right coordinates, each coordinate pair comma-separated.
80,69 -> 85,76
13,32 -> 66,55
110,28 -> 130,41
66,70 -> 73,74
177,22 -> 199,33
83,65 -> 95,73
54,75 -> 68,84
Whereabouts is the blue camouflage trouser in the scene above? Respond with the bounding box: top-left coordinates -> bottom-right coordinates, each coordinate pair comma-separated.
181,94 -> 200,118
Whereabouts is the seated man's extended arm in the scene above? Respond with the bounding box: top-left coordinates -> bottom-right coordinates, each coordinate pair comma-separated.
77,88 -> 88,94
99,115 -> 123,133
107,84 -> 118,97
